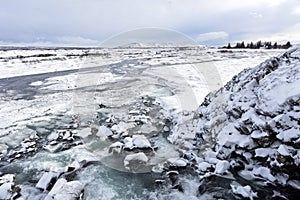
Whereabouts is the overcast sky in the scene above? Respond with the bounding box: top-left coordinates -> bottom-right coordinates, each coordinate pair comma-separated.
0,0 -> 300,46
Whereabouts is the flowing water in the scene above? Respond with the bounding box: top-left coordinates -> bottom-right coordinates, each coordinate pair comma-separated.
0,47 -> 281,199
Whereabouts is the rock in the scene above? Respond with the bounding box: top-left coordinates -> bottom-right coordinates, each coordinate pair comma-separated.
52,181 -> 84,200
124,152 -> 149,170
36,172 -> 59,191
45,178 -> 68,200
277,144 -> 291,156
96,126 -> 113,137
108,142 -> 124,154
132,135 -> 151,149
65,161 -> 80,173
214,160 -> 230,174
77,128 -> 92,138
231,184 -> 257,200
0,174 -> 19,199
167,158 -> 187,168
123,135 -> 151,150
0,183 -> 12,199
197,162 -> 213,173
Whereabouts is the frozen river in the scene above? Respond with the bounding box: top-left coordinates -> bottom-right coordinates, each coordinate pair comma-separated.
0,47 -> 282,199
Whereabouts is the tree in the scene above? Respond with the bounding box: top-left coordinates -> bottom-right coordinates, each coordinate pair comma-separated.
241,41 -> 245,48
227,43 -> 231,48
256,40 -> 262,48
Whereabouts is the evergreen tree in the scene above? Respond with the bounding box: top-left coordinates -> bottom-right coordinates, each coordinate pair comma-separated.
241,41 -> 245,48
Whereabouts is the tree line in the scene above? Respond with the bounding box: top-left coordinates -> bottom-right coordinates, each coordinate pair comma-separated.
223,41 -> 292,49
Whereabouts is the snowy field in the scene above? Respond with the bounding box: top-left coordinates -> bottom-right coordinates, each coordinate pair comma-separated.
1,46 -> 296,199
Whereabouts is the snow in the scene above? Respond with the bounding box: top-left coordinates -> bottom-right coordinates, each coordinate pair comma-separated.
167,158 -> 188,167
132,135 -> 151,148
124,152 -> 149,169
96,125 -> 113,137
214,160 -> 230,174
0,183 -> 12,199
252,167 -> 276,182
45,178 -> 67,200
277,127 -> 300,142
255,148 -> 275,158
36,172 -> 59,190
231,184 -> 257,199
0,46 -> 298,199
53,181 -> 83,200
277,144 -> 291,156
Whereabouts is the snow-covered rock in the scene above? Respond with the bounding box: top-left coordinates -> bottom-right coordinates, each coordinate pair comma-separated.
51,181 -> 83,200
0,174 -> 19,199
165,47 -> 300,198
36,172 -> 59,190
124,152 -> 149,170
123,135 -> 152,149
231,184 -> 257,200
214,160 -> 230,174
96,125 -> 113,137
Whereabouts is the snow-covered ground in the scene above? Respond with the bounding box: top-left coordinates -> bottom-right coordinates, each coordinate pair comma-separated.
0,46 -> 294,199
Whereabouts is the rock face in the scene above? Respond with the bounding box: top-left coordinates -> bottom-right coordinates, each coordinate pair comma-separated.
165,47 -> 300,199
192,47 -> 300,197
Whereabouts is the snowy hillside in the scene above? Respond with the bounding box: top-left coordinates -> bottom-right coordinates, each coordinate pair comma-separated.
166,46 -> 300,199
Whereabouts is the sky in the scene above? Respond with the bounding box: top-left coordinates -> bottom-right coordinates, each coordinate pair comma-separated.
0,0 -> 300,46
